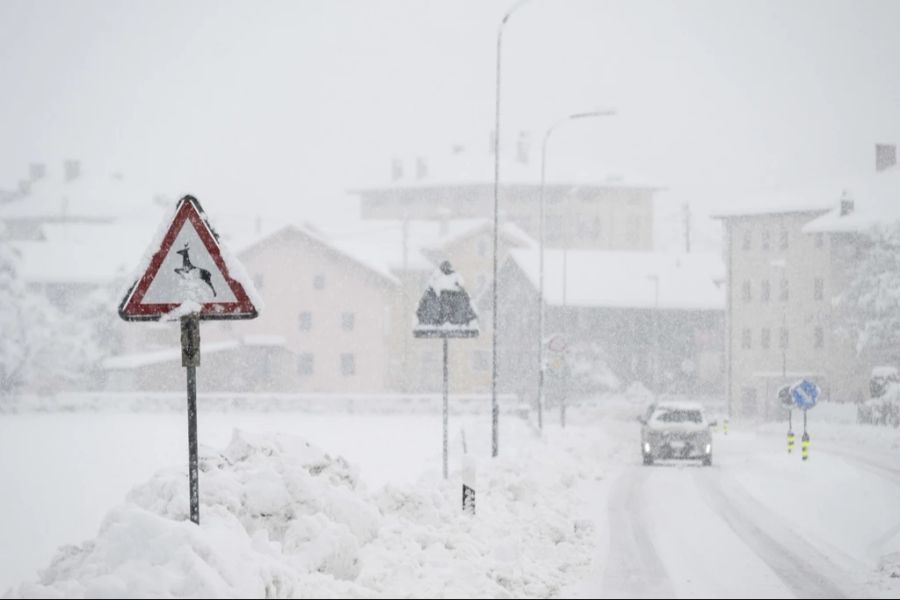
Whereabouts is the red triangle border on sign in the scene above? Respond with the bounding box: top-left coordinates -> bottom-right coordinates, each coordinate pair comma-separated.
118,195 -> 259,321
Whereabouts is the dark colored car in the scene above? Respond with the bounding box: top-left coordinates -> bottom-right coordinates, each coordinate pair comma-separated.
639,401 -> 715,466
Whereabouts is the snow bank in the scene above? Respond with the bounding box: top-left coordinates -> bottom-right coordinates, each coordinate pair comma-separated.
8,429 -> 598,598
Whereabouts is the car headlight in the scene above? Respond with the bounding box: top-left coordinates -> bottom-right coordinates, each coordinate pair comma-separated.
643,442 -> 651,454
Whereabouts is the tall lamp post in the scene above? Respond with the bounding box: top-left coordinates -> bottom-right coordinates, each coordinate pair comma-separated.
537,110 -> 616,430
491,0 -> 531,458
647,274 -> 660,400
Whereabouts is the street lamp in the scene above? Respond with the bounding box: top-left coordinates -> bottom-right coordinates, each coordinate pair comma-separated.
537,110 -> 616,431
491,0 -> 531,458
647,274 -> 660,400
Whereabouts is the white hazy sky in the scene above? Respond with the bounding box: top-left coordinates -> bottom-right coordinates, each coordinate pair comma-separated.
2,0 -> 900,249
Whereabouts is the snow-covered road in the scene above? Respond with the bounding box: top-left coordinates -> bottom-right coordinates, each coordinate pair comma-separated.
569,417 -> 900,598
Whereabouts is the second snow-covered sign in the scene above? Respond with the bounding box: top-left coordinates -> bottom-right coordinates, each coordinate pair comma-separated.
119,195 -> 259,321
413,261 -> 479,338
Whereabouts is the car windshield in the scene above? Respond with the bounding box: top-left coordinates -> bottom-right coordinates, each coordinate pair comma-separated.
653,409 -> 703,424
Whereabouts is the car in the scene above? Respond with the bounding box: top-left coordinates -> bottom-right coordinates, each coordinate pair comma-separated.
638,401 -> 716,466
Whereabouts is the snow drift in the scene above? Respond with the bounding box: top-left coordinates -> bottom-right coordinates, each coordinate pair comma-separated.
8,429 -> 597,598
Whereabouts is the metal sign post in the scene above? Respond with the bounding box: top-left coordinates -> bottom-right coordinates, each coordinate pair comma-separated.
789,379 -> 819,462
778,384 -> 794,453
413,261 -> 479,484
119,196 -> 260,525
181,316 -> 201,524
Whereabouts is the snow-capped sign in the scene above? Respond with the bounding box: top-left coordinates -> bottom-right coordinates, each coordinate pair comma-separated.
413,261 -> 479,338
790,379 -> 819,410
777,384 -> 793,409
118,195 -> 259,321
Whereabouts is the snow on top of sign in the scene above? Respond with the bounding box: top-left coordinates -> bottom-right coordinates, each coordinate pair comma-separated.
427,268 -> 467,294
509,249 -> 725,311
161,300 -> 203,321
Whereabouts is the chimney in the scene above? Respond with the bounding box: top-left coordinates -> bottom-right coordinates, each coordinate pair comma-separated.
391,158 -> 404,182
840,190 -> 854,216
416,156 -> 428,180
29,163 -> 46,182
876,144 -> 896,172
64,160 -> 80,182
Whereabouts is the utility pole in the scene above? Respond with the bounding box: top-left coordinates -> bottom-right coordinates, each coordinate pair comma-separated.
402,215 -> 410,391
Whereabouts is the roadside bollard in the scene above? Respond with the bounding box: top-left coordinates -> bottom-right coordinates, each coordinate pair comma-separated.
462,455 -> 476,515
787,430 -> 795,453
801,432 -> 810,461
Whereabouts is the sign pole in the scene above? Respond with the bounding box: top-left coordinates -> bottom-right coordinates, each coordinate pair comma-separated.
443,336 -> 449,480
181,316 -> 201,525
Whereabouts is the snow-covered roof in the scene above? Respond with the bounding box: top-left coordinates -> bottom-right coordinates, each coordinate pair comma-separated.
354,141 -> 660,192
9,231 -> 141,285
709,183 -> 837,219
0,170 -> 164,223
508,249 -> 725,311
238,218 -> 536,283
802,168 -> 900,233
103,336 -> 288,370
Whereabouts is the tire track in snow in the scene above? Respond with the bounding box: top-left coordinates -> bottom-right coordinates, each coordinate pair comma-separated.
819,444 -> 900,487
601,467 -> 675,598
694,470 -> 852,599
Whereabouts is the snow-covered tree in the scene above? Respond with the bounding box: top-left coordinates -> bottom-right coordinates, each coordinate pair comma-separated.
835,221 -> 900,365
0,240 -> 104,397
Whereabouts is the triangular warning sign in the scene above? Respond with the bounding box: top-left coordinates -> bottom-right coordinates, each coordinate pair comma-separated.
119,195 -> 260,321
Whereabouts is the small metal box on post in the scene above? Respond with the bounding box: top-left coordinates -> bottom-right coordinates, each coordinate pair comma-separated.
413,261 -> 479,485
118,195 -> 260,525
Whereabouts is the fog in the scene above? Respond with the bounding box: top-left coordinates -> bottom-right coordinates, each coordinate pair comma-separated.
2,1 -> 900,598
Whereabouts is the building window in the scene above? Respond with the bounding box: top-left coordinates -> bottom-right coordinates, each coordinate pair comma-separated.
814,277 -> 824,301
814,326 -> 824,349
779,229 -> 789,250
472,350 -> 490,371
815,232 -> 824,248
342,312 -> 355,331
779,278 -> 789,302
742,281 -> 752,302
298,311 -> 312,331
742,230 -> 751,251
253,273 -> 264,290
761,280 -> 770,302
779,327 -> 789,349
298,353 -> 314,376
761,328 -> 771,350
741,328 -> 752,349
314,274 -> 326,290
761,230 -> 770,251
341,353 -> 356,376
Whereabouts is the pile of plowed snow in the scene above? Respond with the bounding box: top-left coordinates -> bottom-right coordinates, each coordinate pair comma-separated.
8,429 -> 599,598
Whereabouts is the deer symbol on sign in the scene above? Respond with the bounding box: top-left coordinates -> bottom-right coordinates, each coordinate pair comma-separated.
174,244 -> 217,297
